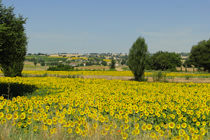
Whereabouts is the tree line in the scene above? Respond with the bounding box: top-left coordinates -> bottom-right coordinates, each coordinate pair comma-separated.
128,37 -> 210,81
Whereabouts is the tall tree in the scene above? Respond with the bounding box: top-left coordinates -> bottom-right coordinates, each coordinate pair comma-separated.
128,37 -> 148,81
189,39 -> 210,72
0,1 -> 27,77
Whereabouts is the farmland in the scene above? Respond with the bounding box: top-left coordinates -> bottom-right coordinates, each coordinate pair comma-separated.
0,75 -> 210,139
1,57 -> 210,139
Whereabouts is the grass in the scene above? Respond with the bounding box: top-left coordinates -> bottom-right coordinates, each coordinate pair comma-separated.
122,67 -> 130,71
23,65 -> 48,71
108,68 -> 117,71
24,65 -> 41,68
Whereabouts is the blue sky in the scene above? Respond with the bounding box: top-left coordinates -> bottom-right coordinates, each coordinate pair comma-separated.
3,0 -> 210,54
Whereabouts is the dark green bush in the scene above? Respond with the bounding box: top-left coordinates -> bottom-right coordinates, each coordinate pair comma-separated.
47,63 -> 74,71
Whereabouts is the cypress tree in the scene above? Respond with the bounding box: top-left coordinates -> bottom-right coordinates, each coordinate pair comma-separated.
128,37 -> 148,81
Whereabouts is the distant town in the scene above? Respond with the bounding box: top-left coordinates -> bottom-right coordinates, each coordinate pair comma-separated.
26,52 -> 189,68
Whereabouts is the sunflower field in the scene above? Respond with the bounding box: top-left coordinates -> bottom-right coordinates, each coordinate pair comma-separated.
0,77 -> 210,139
1,70 -> 210,78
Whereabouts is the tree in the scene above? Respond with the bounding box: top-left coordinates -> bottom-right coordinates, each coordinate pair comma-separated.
183,59 -> 192,68
121,59 -> 126,65
128,37 -> 148,81
145,53 -> 152,70
150,51 -> 181,71
101,61 -> 107,66
110,59 -> 115,69
0,1 -> 27,77
40,61 -> 45,66
34,59 -> 37,66
189,39 -> 210,72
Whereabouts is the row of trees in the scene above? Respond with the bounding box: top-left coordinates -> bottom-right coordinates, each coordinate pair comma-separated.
146,51 -> 181,71
128,37 -> 210,81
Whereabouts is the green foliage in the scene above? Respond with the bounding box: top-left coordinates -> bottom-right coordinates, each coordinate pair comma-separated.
48,62 -> 59,66
152,71 -> 167,82
85,61 -> 94,66
145,53 -> 152,70
108,68 -> 117,71
110,59 -> 116,69
33,59 -> 37,66
185,75 -> 190,80
0,1 -> 27,77
189,39 -> 210,72
47,63 -> 74,71
25,55 -> 68,67
40,61 -> 45,66
150,51 -> 181,71
183,59 -> 192,68
121,59 -> 127,65
128,37 -> 148,81
101,61 -> 107,66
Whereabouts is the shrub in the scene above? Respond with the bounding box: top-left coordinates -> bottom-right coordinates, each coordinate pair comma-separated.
47,64 -> 74,71
152,71 -> 167,82
40,61 -> 45,66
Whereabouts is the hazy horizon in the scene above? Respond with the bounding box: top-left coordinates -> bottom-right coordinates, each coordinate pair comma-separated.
3,0 -> 210,54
